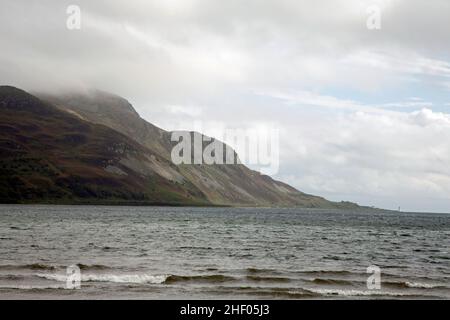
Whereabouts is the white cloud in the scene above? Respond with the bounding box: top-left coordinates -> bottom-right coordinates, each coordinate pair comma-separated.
1,0 -> 450,211
276,107 -> 450,212
258,90 -> 370,111
378,101 -> 433,109
168,105 -> 203,117
345,50 -> 450,78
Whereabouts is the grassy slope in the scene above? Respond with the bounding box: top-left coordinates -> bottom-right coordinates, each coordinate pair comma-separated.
0,86 -> 209,205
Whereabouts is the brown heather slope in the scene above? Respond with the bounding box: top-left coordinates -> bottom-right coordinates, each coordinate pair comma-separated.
39,89 -> 359,208
0,86 -> 209,205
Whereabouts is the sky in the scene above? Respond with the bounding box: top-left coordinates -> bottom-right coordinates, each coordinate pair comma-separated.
1,0 -> 450,212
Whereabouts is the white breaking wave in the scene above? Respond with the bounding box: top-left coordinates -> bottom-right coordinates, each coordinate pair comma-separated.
405,282 -> 440,289
36,273 -> 168,284
0,284 -> 66,290
306,288 -> 415,297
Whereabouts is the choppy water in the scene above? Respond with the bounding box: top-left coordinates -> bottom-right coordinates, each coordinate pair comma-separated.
0,205 -> 449,299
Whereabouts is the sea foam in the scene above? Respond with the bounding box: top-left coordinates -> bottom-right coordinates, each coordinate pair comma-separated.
36,273 -> 168,284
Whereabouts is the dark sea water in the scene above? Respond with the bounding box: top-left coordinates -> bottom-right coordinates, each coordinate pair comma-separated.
0,205 -> 449,299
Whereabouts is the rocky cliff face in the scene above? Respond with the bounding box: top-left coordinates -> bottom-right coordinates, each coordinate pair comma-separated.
39,89 -> 359,208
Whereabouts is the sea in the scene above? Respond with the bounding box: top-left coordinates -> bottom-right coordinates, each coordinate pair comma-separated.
0,205 -> 449,299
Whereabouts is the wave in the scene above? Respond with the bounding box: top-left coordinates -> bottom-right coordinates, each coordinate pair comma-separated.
244,289 -> 318,299
300,270 -> 353,276
382,280 -> 445,289
405,281 -> 443,289
246,267 -> 279,274
9,226 -> 31,231
76,264 -> 112,271
246,275 -> 291,283
0,263 -> 112,272
304,288 -> 418,297
0,284 -> 66,290
0,263 -> 57,271
429,255 -> 450,260
0,274 -> 28,281
309,277 -> 445,290
165,274 -> 235,284
36,273 -> 168,284
213,286 -> 319,298
36,273 -> 236,285
311,278 -> 353,286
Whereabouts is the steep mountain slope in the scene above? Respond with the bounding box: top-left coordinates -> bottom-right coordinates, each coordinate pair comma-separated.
40,89 -> 358,208
0,86 -> 209,205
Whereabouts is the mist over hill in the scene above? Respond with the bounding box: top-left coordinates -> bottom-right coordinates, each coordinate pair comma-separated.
0,85 -> 358,208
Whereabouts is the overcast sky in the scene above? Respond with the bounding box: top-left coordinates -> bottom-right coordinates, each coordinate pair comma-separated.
1,0 -> 450,212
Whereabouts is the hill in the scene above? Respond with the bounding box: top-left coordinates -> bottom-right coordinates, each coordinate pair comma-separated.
37,88 -> 359,208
